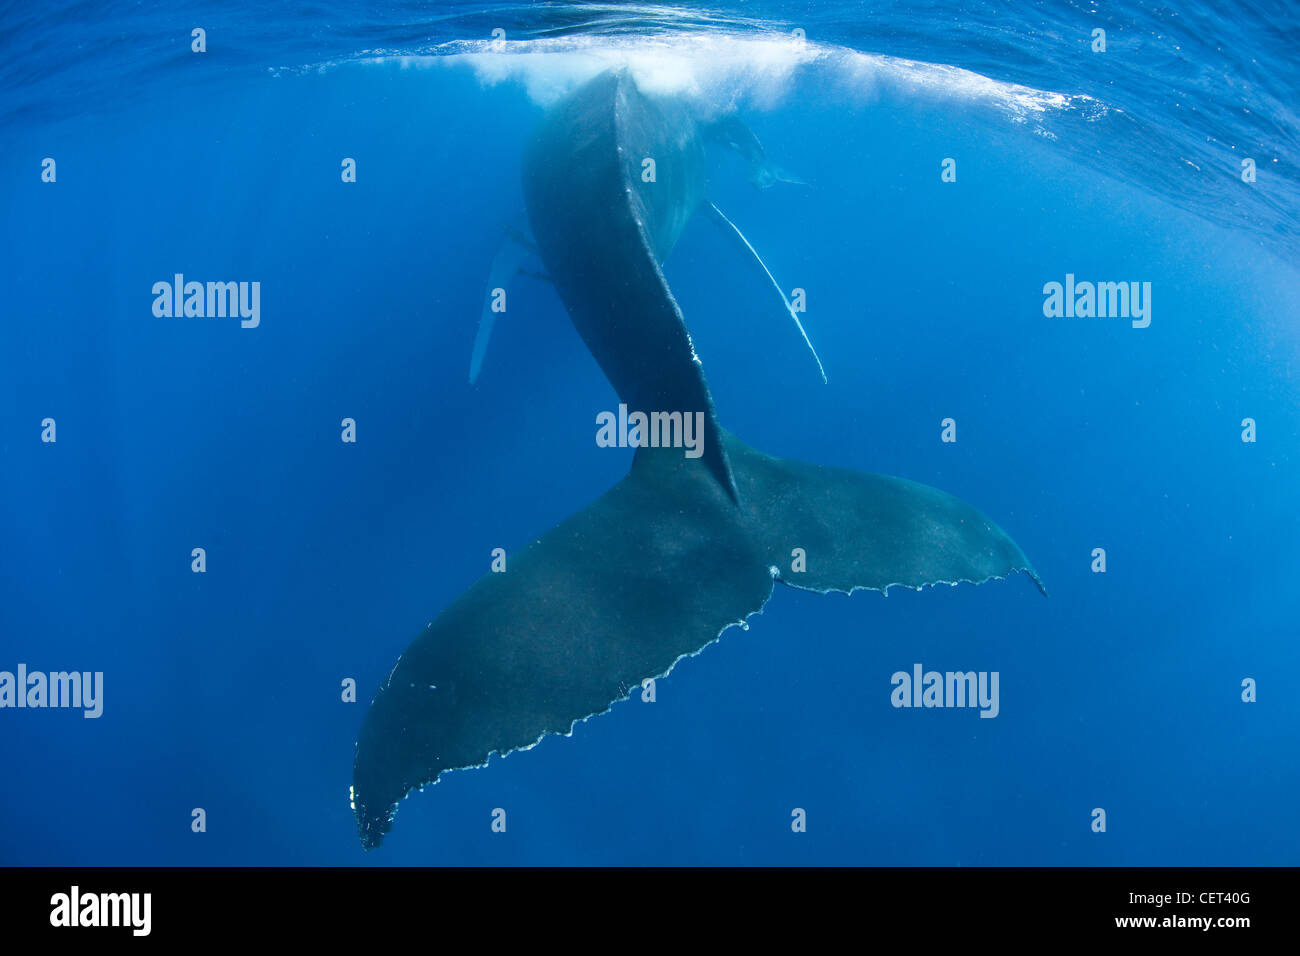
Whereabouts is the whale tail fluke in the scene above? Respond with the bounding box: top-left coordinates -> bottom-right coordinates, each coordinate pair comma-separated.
352,429 -> 1040,848
721,433 -> 1045,596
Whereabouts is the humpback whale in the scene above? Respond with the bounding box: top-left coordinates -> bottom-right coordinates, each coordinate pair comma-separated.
351,69 -> 1043,849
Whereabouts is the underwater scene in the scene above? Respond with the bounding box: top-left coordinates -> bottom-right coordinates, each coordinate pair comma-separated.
1,1 -> 1297,866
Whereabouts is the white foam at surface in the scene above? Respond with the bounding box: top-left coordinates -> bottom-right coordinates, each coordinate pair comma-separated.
335,32 -> 1097,126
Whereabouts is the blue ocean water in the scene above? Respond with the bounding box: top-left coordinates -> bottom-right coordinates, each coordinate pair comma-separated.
1,1 -> 1296,865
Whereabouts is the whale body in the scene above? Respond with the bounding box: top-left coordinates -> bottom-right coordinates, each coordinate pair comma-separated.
351,70 -> 1042,850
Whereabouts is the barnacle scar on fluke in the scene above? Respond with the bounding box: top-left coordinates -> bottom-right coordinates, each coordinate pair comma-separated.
351,68 -> 1044,850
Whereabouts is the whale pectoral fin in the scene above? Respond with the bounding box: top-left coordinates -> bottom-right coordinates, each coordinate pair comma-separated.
470,226 -> 544,384
704,202 -> 827,384
706,114 -> 808,190
750,162 -> 809,190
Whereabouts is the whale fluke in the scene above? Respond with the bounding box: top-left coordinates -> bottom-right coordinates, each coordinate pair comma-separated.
351,430 -> 1040,849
